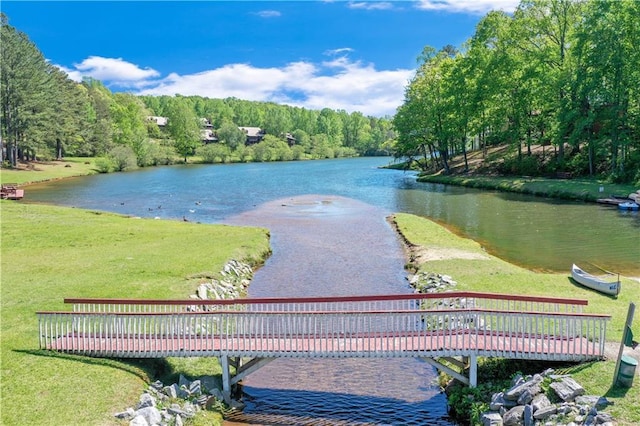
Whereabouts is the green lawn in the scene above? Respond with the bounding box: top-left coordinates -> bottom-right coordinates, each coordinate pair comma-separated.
392,212 -> 640,425
0,158 -> 101,185
0,201 -> 270,425
418,174 -> 638,202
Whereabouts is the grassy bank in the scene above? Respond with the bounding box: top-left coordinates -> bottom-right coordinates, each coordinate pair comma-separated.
418,174 -> 638,202
392,213 -> 640,425
0,201 -> 270,425
0,158 -> 100,185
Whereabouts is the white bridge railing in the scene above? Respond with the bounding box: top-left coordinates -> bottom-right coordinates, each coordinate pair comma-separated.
38,292 -> 608,361
63,291 -> 587,314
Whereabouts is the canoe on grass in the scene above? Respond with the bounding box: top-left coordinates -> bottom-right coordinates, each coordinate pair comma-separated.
571,264 -> 621,296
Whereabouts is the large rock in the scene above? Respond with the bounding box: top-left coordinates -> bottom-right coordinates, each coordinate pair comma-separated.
189,379 -> 202,396
163,384 -> 178,399
532,404 -> 557,420
134,406 -> 162,426
516,388 -> 537,405
531,393 -> 551,413
523,404 -> 533,426
129,415 -> 149,426
503,406 -> 525,426
575,395 -> 612,410
481,411 -> 504,426
504,374 -> 542,401
550,377 -> 585,402
596,412 -> 614,424
490,392 -> 517,411
137,393 -> 156,409
114,407 -> 135,420
197,284 -> 209,300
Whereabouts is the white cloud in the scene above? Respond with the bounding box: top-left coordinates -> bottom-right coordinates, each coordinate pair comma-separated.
56,65 -> 84,82
61,55 -> 413,116
137,59 -> 411,117
255,10 -> 282,18
72,56 -> 160,87
292,59 -> 413,116
416,0 -> 519,14
348,2 -> 395,10
143,62 -> 316,101
324,47 -> 355,56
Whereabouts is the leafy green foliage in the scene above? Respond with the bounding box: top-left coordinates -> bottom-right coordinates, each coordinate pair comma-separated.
197,143 -> 232,163
446,381 -> 496,424
394,0 -> 640,183
107,145 -> 137,171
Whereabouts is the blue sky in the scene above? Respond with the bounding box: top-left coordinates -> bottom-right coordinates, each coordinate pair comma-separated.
2,1 -> 519,116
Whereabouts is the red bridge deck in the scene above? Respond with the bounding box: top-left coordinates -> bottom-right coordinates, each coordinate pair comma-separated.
46,329 -> 600,360
37,292 -> 610,399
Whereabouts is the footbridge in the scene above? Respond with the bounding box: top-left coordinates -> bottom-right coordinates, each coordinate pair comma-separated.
37,292 -> 610,402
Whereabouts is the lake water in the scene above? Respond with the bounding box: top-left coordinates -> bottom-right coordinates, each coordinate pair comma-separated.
24,157 -> 639,425
26,157 -> 640,276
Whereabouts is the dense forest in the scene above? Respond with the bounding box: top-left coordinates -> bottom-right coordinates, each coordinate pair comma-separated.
394,0 -> 640,183
3,0 -> 640,184
0,13 -> 394,171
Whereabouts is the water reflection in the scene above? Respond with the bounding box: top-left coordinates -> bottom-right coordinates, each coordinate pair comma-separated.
24,157 -> 639,276
225,360 -> 452,426
223,196 -> 454,425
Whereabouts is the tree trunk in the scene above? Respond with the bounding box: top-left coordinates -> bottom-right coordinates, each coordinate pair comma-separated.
56,138 -> 63,160
588,139 -> 594,176
462,136 -> 469,172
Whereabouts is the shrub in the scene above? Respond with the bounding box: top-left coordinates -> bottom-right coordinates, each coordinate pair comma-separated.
108,145 -> 137,171
94,157 -> 114,173
197,144 -> 231,163
151,145 -> 178,166
497,155 -> 542,176
566,151 -> 590,176
137,142 -> 176,166
447,382 -> 496,425
291,145 -> 306,160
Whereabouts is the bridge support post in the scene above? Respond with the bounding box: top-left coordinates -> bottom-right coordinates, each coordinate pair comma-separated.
220,355 -> 231,404
469,354 -> 477,388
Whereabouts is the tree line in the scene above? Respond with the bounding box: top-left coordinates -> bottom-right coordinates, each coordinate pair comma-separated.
0,13 -> 395,171
393,0 -> 640,184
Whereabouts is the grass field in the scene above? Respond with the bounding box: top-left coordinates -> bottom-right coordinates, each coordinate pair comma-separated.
419,174 -> 638,202
392,212 -> 640,425
0,158 -> 101,185
0,201 -> 270,425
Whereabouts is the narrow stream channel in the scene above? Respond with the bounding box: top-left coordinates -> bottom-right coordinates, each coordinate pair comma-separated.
223,195 -> 455,425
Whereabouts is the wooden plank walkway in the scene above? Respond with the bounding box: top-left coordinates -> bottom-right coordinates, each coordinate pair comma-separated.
45,329 -> 600,359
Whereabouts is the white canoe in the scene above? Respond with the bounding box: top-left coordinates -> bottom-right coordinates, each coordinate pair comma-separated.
571,264 -> 621,296
618,202 -> 639,211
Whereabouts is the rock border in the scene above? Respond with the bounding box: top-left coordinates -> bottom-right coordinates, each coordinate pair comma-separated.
481,368 -> 616,426
191,259 -> 253,301
115,259 -> 253,425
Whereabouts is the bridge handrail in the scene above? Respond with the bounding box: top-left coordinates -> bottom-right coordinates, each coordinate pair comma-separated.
37,307 -> 610,360
63,291 -> 588,314
38,308 -> 608,318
